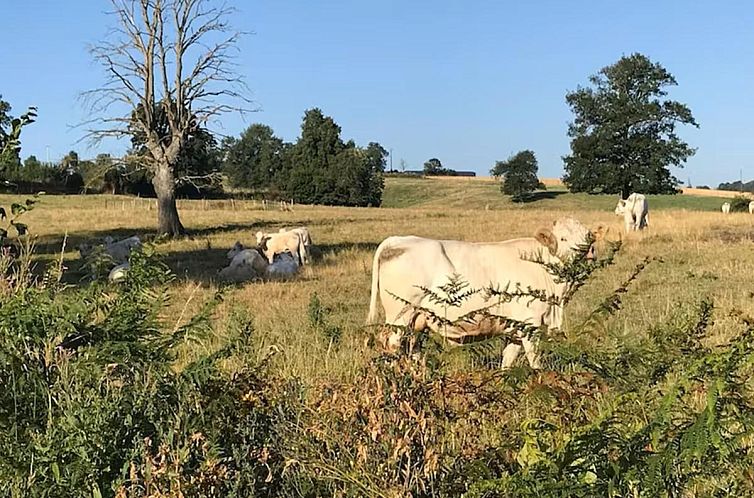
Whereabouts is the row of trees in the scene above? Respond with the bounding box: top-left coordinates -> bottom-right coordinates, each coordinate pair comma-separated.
493,53 -> 698,200
1,99 -> 386,207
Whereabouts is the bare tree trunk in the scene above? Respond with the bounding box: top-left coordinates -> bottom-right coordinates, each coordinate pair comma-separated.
153,162 -> 184,236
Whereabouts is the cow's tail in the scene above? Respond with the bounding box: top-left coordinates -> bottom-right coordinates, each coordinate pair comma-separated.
366,239 -> 388,324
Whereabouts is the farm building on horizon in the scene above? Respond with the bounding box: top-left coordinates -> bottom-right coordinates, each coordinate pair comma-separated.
400,170 -> 477,177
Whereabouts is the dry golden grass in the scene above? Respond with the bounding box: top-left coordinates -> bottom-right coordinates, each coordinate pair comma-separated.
10,188 -> 754,384
539,177 -> 565,187
681,187 -> 753,199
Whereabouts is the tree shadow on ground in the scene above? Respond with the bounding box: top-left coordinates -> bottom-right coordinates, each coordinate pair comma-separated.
514,190 -> 567,203
29,225 -> 378,286
31,221 -> 291,256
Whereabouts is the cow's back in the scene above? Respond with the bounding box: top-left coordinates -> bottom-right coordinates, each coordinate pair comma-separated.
375,236 -> 560,326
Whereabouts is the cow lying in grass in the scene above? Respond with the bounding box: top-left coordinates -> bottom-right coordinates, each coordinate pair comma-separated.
79,235 -> 141,264
219,242 -> 299,282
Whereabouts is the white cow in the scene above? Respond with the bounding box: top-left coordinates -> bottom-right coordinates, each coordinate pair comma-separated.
108,262 -> 130,283
279,227 -> 313,264
219,247 -> 270,282
255,230 -> 304,265
79,235 -> 142,264
266,253 -> 299,277
220,244 -> 299,282
722,202 -> 731,214
615,193 -> 649,231
366,218 -> 599,369
748,201 -> 754,214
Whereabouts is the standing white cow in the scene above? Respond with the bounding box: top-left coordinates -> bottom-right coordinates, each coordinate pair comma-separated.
615,193 -> 649,231
722,202 -> 731,214
366,218 -> 599,369
748,201 -> 754,214
278,227 -> 313,264
255,230 -> 305,265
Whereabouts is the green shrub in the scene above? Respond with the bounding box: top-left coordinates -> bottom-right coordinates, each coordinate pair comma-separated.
0,247 -> 298,498
729,195 -> 752,212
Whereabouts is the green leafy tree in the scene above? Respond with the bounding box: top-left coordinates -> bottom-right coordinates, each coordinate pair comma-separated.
224,124 -> 287,189
563,53 -> 698,197
423,158 -> 443,175
363,142 -> 387,206
286,108 -> 344,204
284,109 -> 385,206
493,150 -> 541,200
0,96 -> 36,174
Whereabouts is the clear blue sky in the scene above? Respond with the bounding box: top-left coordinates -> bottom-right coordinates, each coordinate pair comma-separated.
3,0 -> 754,186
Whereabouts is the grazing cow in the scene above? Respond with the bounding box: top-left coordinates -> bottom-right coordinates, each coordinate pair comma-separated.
279,226 -> 313,263
749,201 -> 754,214
255,230 -> 304,265
722,202 -> 731,214
366,218 -> 600,369
615,193 -> 649,231
79,235 -> 141,264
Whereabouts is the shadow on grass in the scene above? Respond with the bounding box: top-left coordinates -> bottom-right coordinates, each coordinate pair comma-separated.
313,242 -> 379,266
31,220 -> 296,256
513,190 -> 567,203
37,240 -> 378,287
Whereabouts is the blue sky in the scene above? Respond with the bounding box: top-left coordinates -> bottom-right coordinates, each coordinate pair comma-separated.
3,0 -> 754,186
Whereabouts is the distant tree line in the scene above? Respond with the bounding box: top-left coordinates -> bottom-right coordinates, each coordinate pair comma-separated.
0,104 -> 387,207
718,180 -> 754,193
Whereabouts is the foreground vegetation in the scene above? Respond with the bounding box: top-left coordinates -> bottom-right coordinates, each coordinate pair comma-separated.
2,180 -> 754,496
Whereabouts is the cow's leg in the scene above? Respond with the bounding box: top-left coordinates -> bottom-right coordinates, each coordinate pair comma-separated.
521,336 -> 542,369
501,342 -> 523,369
292,248 -> 301,266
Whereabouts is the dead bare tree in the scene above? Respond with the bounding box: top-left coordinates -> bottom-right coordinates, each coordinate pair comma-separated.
82,0 -> 252,235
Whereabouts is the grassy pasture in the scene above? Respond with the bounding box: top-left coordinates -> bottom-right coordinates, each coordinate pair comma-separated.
382,176 -> 735,211
12,176 -> 754,385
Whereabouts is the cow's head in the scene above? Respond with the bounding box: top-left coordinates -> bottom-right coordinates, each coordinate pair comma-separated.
78,243 -> 94,259
614,199 -> 627,216
255,231 -> 267,245
535,217 -> 596,261
227,241 -> 244,260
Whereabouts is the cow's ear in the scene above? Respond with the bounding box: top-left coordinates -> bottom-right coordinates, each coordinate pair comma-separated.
535,228 -> 557,256
593,225 -> 608,241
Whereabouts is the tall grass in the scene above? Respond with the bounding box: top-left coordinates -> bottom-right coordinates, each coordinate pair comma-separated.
2,182 -> 754,495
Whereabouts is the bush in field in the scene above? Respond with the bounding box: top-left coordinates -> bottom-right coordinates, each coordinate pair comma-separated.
0,245 -> 299,497
729,195 -> 751,212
